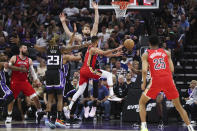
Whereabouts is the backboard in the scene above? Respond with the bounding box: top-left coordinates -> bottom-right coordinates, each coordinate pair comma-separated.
89,0 -> 159,9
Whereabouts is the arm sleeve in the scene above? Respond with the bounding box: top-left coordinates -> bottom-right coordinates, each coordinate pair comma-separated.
30,65 -> 38,81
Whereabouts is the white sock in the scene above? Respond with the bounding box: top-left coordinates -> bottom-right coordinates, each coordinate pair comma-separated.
141,122 -> 147,129
37,108 -> 42,112
8,111 -> 12,115
109,87 -> 114,96
187,124 -> 194,131
69,101 -> 74,110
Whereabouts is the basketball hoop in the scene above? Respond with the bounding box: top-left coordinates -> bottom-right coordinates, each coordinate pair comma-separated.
111,1 -> 130,18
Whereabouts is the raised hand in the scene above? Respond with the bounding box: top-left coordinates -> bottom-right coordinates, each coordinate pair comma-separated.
59,13 -> 66,22
73,23 -> 77,33
92,1 -> 98,10
116,45 -> 124,51
114,51 -> 123,57
34,79 -> 42,87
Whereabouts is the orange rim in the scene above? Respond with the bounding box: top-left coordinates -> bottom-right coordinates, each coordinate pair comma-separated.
111,1 -> 130,10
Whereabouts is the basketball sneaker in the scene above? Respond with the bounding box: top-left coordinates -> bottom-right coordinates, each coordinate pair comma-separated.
84,106 -> 90,118
65,118 -> 79,126
63,106 -> 70,119
45,119 -> 56,129
141,128 -> 148,131
89,107 -> 97,117
5,116 -> 12,123
55,119 -> 66,128
108,95 -> 122,101
36,110 -> 46,124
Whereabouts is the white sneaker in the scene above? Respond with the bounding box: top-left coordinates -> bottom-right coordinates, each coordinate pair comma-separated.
55,119 -> 66,128
89,107 -> 97,117
188,124 -> 195,131
177,61 -> 181,66
84,106 -> 90,118
108,95 -> 122,101
5,116 -> 12,123
63,106 -> 70,119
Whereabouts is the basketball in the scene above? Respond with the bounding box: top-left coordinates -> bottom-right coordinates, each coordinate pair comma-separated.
123,39 -> 135,51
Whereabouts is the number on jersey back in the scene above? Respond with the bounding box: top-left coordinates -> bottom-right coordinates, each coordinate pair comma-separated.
47,46 -> 62,70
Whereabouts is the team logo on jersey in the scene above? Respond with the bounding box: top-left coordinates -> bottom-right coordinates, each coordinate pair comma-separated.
18,61 -> 27,65
150,52 -> 166,59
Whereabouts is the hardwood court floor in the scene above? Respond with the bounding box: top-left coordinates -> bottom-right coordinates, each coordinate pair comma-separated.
0,120 -> 196,131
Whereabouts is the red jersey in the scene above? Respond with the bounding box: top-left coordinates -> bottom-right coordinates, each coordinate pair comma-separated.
11,55 -> 30,81
147,48 -> 172,78
82,46 -> 98,69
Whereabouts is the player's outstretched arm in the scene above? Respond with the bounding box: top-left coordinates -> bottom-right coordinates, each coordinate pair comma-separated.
67,24 -> 77,47
4,56 -> 27,72
34,45 -> 47,53
61,42 -> 92,54
106,51 -> 123,57
91,2 -> 99,36
59,13 -> 82,42
141,52 -> 148,91
29,58 -> 41,87
63,53 -> 81,62
91,45 -> 123,56
165,50 -> 174,73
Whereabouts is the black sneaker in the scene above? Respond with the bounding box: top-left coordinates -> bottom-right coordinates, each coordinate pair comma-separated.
158,120 -> 164,129
66,119 -> 79,126
74,118 -> 81,122
36,111 -> 46,124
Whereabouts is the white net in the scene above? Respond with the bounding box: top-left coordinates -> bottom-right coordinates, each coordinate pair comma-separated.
112,2 -> 129,18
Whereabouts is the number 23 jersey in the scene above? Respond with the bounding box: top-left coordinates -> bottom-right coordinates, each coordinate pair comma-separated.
147,48 -> 172,78
46,46 -> 62,70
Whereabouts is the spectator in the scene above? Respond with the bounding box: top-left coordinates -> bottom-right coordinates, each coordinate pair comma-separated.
88,79 -> 111,121
114,75 -> 128,98
97,55 -> 107,69
115,60 -> 128,77
0,36 -> 7,52
0,24 -> 8,38
63,3 -> 79,17
36,60 -> 47,82
125,73 -> 134,89
166,32 -> 177,50
126,26 -> 139,43
184,80 -> 197,122
113,75 -> 128,119
8,27 -> 20,56
97,26 -> 110,49
36,31 -> 48,47
37,9 -> 48,25
21,31 -> 36,47
179,14 -> 190,33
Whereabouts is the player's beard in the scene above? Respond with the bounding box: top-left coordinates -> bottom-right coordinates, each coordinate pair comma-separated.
126,78 -> 131,81
22,51 -> 29,56
83,32 -> 90,36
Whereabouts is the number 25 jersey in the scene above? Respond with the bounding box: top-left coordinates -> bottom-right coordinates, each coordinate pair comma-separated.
47,46 -> 62,70
147,48 -> 172,78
